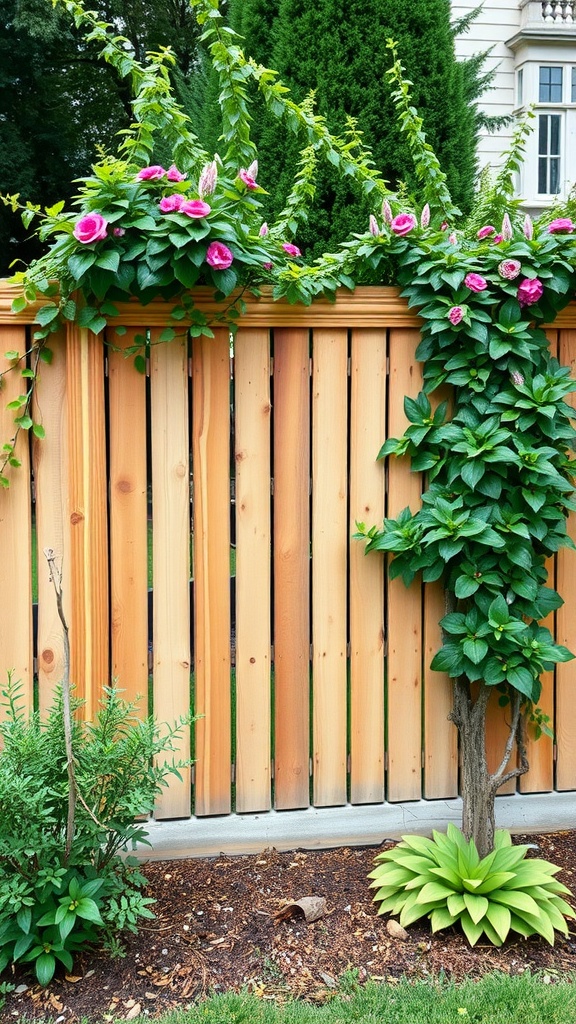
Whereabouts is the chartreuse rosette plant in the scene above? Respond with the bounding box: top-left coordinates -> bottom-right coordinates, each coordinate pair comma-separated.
370,825 -> 575,947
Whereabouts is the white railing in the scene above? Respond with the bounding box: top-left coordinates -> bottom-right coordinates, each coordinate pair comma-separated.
541,1 -> 573,22
520,1 -> 574,26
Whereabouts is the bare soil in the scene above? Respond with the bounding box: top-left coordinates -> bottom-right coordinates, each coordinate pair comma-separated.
2,831 -> 576,1023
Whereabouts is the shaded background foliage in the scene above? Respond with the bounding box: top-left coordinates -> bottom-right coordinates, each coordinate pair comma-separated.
1,0 -> 494,272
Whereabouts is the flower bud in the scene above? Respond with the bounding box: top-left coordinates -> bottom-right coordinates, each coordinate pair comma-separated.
382,198 -> 393,225
420,203 -> 430,229
523,214 -> 534,240
502,212 -> 513,241
198,160 -> 218,197
369,214 -> 379,236
259,222 -> 269,236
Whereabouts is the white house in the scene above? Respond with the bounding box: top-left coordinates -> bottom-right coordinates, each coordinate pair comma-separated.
453,0 -> 576,212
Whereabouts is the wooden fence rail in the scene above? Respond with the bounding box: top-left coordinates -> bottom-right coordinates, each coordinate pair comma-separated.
1,283 -> 576,827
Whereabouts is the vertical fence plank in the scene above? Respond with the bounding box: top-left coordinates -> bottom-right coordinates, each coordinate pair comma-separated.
273,328 -> 311,809
386,328 -> 423,802
0,327 -> 33,710
423,582 -> 458,797
33,331 -> 70,712
349,329 -> 386,804
108,330 -> 149,711
312,328 -> 348,806
556,328 -> 576,790
193,329 -> 231,816
150,332 -> 191,818
66,325 -> 108,718
234,328 -> 272,812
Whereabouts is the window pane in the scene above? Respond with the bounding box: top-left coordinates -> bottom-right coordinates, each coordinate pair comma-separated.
539,115 -> 548,154
538,157 -> 548,194
518,68 -> 523,106
572,67 -> 576,102
550,115 -> 561,155
551,67 -> 563,85
539,66 -> 563,102
550,158 -> 561,194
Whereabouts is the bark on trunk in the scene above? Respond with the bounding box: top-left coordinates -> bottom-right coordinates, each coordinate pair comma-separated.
449,678 -> 529,860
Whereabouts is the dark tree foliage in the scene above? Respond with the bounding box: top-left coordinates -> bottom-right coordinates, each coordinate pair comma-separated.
0,0 -> 203,274
207,0 -> 481,259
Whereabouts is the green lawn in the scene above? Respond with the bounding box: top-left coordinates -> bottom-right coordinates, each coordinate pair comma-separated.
111,973 -> 576,1024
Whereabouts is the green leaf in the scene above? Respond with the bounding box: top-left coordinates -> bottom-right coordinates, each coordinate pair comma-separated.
11,296 -> 27,314
462,893 -> 489,924
485,902 -> 511,943
35,952 -> 56,987
95,250 -> 121,273
462,637 -> 488,664
35,304 -> 60,327
75,898 -> 104,924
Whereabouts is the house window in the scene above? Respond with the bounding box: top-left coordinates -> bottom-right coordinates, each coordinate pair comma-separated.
539,66 -> 563,102
538,114 -> 561,194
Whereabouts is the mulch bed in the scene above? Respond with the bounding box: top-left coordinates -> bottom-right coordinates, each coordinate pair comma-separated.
1,831 -> 576,1022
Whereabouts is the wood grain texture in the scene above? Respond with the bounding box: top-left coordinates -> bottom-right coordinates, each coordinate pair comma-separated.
349,329 -> 386,804
32,331 -> 69,711
65,324 -> 108,718
0,326 -> 33,710
108,330 -> 148,711
234,328 -> 272,813
273,329 -> 311,809
150,333 -> 191,819
386,329 -> 423,802
311,328 -> 348,806
556,329 -> 576,790
193,329 -> 232,817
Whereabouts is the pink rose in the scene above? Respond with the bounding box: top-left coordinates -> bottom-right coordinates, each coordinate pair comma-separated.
498,259 -> 521,281
448,306 -> 464,325
464,272 -> 487,292
73,213 -> 108,244
239,168 -> 258,190
282,243 -> 301,257
548,218 -> 574,234
477,225 -> 495,239
136,165 -> 166,180
167,164 -> 186,182
391,213 -> 417,236
180,200 -> 211,218
517,277 -> 543,307
493,234 -> 504,244
159,194 -> 185,213
206,241 -> 233,269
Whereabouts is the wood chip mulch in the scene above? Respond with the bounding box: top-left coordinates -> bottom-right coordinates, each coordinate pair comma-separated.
2,831 -> 576,1022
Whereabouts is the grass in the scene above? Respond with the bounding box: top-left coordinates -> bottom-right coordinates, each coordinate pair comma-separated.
106,973 -> 576,1024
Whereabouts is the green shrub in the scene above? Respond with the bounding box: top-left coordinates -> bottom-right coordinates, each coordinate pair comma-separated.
0,674 -> 189,985
369,824 -> 575,947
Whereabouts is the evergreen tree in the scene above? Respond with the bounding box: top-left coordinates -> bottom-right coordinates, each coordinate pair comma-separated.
216,0 -> 479,258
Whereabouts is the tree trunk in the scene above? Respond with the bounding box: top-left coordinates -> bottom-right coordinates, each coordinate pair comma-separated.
449,678 -> 530,860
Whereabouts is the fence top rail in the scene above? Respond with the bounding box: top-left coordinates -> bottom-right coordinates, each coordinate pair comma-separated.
2,280 -> 576,329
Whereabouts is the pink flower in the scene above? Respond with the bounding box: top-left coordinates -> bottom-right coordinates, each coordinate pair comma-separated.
548,217 -> 574,234
206,241 -> 233,269
180,199 -> 211,218
282,243 -> 301,257
448,306 -> 464,325
259,222 -> 269,237
159,194 -> 185,213
498,259 -> 521,280
523,215 -> 534,240
448,232 -> 458,245
239,168 -> 258,190
477,225 -> 495,239
420,203 -> 430,229
263,262 -> 273,270
464,272 -> 487,292
247,159 -> 258,179
510,370 -> 525,386
391,213 -> 417,236
166,164 -> 186,182
73,213 -> 108,244
369,214 -> 379,236
113,227 -> 125,237
136,165 -> 166,180
198,161 -> 218,197
493,234 -> 504,244
517,277 -> 543,307
501,213 -> 513,241
440,222 -> 448,231
382,199 -> 393,225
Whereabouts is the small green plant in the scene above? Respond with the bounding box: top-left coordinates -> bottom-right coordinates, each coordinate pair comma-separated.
370,824 -> 575,947
0,673 -> 188,985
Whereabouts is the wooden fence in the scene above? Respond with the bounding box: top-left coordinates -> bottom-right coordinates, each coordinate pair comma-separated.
1,282 -> 576,828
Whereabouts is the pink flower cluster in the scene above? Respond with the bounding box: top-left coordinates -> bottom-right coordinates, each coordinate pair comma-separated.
498,259 -> 521,280
548,218 -> 574,234
136,164 -> 187,182
206,241 -> 233,270
391,213 -> 417,236
282,243 -> 301,257
464,272 -> 487,293
159,195 -> 211,218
